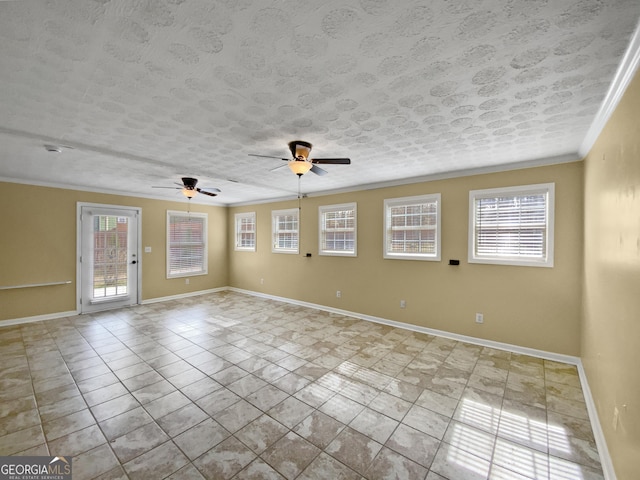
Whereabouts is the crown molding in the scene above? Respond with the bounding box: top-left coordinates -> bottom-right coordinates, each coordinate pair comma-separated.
228,153 -> 581,207
0,175 -> 227,206
579,20 -> 640,158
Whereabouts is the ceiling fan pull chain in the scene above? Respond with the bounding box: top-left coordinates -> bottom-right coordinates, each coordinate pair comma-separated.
298,175 -> 302,248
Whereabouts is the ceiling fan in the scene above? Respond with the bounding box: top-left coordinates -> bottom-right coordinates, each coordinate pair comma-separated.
152,177 -> 221,198
249,140 -> 351,176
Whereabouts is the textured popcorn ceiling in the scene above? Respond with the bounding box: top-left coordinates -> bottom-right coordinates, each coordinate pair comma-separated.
0,0 -> 639,205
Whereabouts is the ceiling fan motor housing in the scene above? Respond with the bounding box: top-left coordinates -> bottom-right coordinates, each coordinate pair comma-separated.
182,177 -> 198,189
289,141 -> 312,161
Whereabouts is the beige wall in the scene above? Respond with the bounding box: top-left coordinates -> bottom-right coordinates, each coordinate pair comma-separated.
229,161 -> 584,356
2,75 -> 637,477
0,183 -> 228,321
582,71 -> 640,479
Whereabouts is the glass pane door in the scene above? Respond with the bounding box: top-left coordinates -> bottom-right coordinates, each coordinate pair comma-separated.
92,214 -> 129,299
80,205 -> 139,313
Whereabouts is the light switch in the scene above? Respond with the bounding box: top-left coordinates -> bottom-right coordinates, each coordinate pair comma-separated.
144,246 -> 152,253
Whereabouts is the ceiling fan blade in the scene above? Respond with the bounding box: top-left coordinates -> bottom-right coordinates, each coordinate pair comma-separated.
312,158 -> 351,164
248,153 -> 290,161
197,188 -> 220,197
310,164 -> 328,176
270,163 -> 288,172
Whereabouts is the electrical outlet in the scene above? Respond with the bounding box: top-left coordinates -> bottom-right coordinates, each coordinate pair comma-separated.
185,278 -> 190,285
475,313 -> 484,324
400,300 -> 406,308
336,290 -> 341,298
613,407 -> 619,431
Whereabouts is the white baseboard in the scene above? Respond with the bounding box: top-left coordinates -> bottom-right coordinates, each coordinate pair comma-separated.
577,363 -> 617,480
228,287 -> 580,364
141,287 -> 227,305
0,310 -> 78,327
0,288 -> 226,325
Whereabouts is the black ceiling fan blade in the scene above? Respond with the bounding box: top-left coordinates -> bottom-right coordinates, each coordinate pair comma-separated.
248,153 -> 290,161
312,158 -> 351,164
197,188 -> 220,197
310,164 -> 328,176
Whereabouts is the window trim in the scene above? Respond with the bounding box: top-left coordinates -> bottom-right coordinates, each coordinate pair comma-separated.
235,212 -> 256,252
318,202 -> 357,257
166,210 -> 208,279
383,193 -> 441,261
272,208 -> 299,254
468,183 -> 555,267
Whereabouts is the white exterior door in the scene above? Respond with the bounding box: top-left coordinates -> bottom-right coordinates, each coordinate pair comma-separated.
79,205 -> 140,313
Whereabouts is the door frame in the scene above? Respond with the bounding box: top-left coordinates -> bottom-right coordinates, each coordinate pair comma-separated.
76,202 -> 142,313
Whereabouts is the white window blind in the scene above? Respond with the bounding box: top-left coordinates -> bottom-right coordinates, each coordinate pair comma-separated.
469,183 -> 554,267
384,194 -> 441,261
272,209 -> 299,254
319,203 -> 357,256
167,211 -> 207,278
235,212 -> 256,251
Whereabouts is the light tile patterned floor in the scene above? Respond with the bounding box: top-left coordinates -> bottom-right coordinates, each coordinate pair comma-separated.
0,291 -> 602,479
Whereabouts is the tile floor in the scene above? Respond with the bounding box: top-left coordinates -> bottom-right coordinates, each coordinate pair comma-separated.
0,291 -> 603,479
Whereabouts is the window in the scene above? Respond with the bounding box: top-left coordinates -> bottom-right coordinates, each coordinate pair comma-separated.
235,212 -> 256,251
469,183 -> 554,267
272,208 -> 299,254
384,194 -> 441,261
167,211 -> 207,278
319,203 -> 357,256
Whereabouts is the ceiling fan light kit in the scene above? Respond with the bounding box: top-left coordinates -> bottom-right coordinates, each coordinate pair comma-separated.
288,159 -> 313,176
182,188 -> 197,198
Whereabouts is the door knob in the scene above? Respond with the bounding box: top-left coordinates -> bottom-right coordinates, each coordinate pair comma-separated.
131,260 -> 137,264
